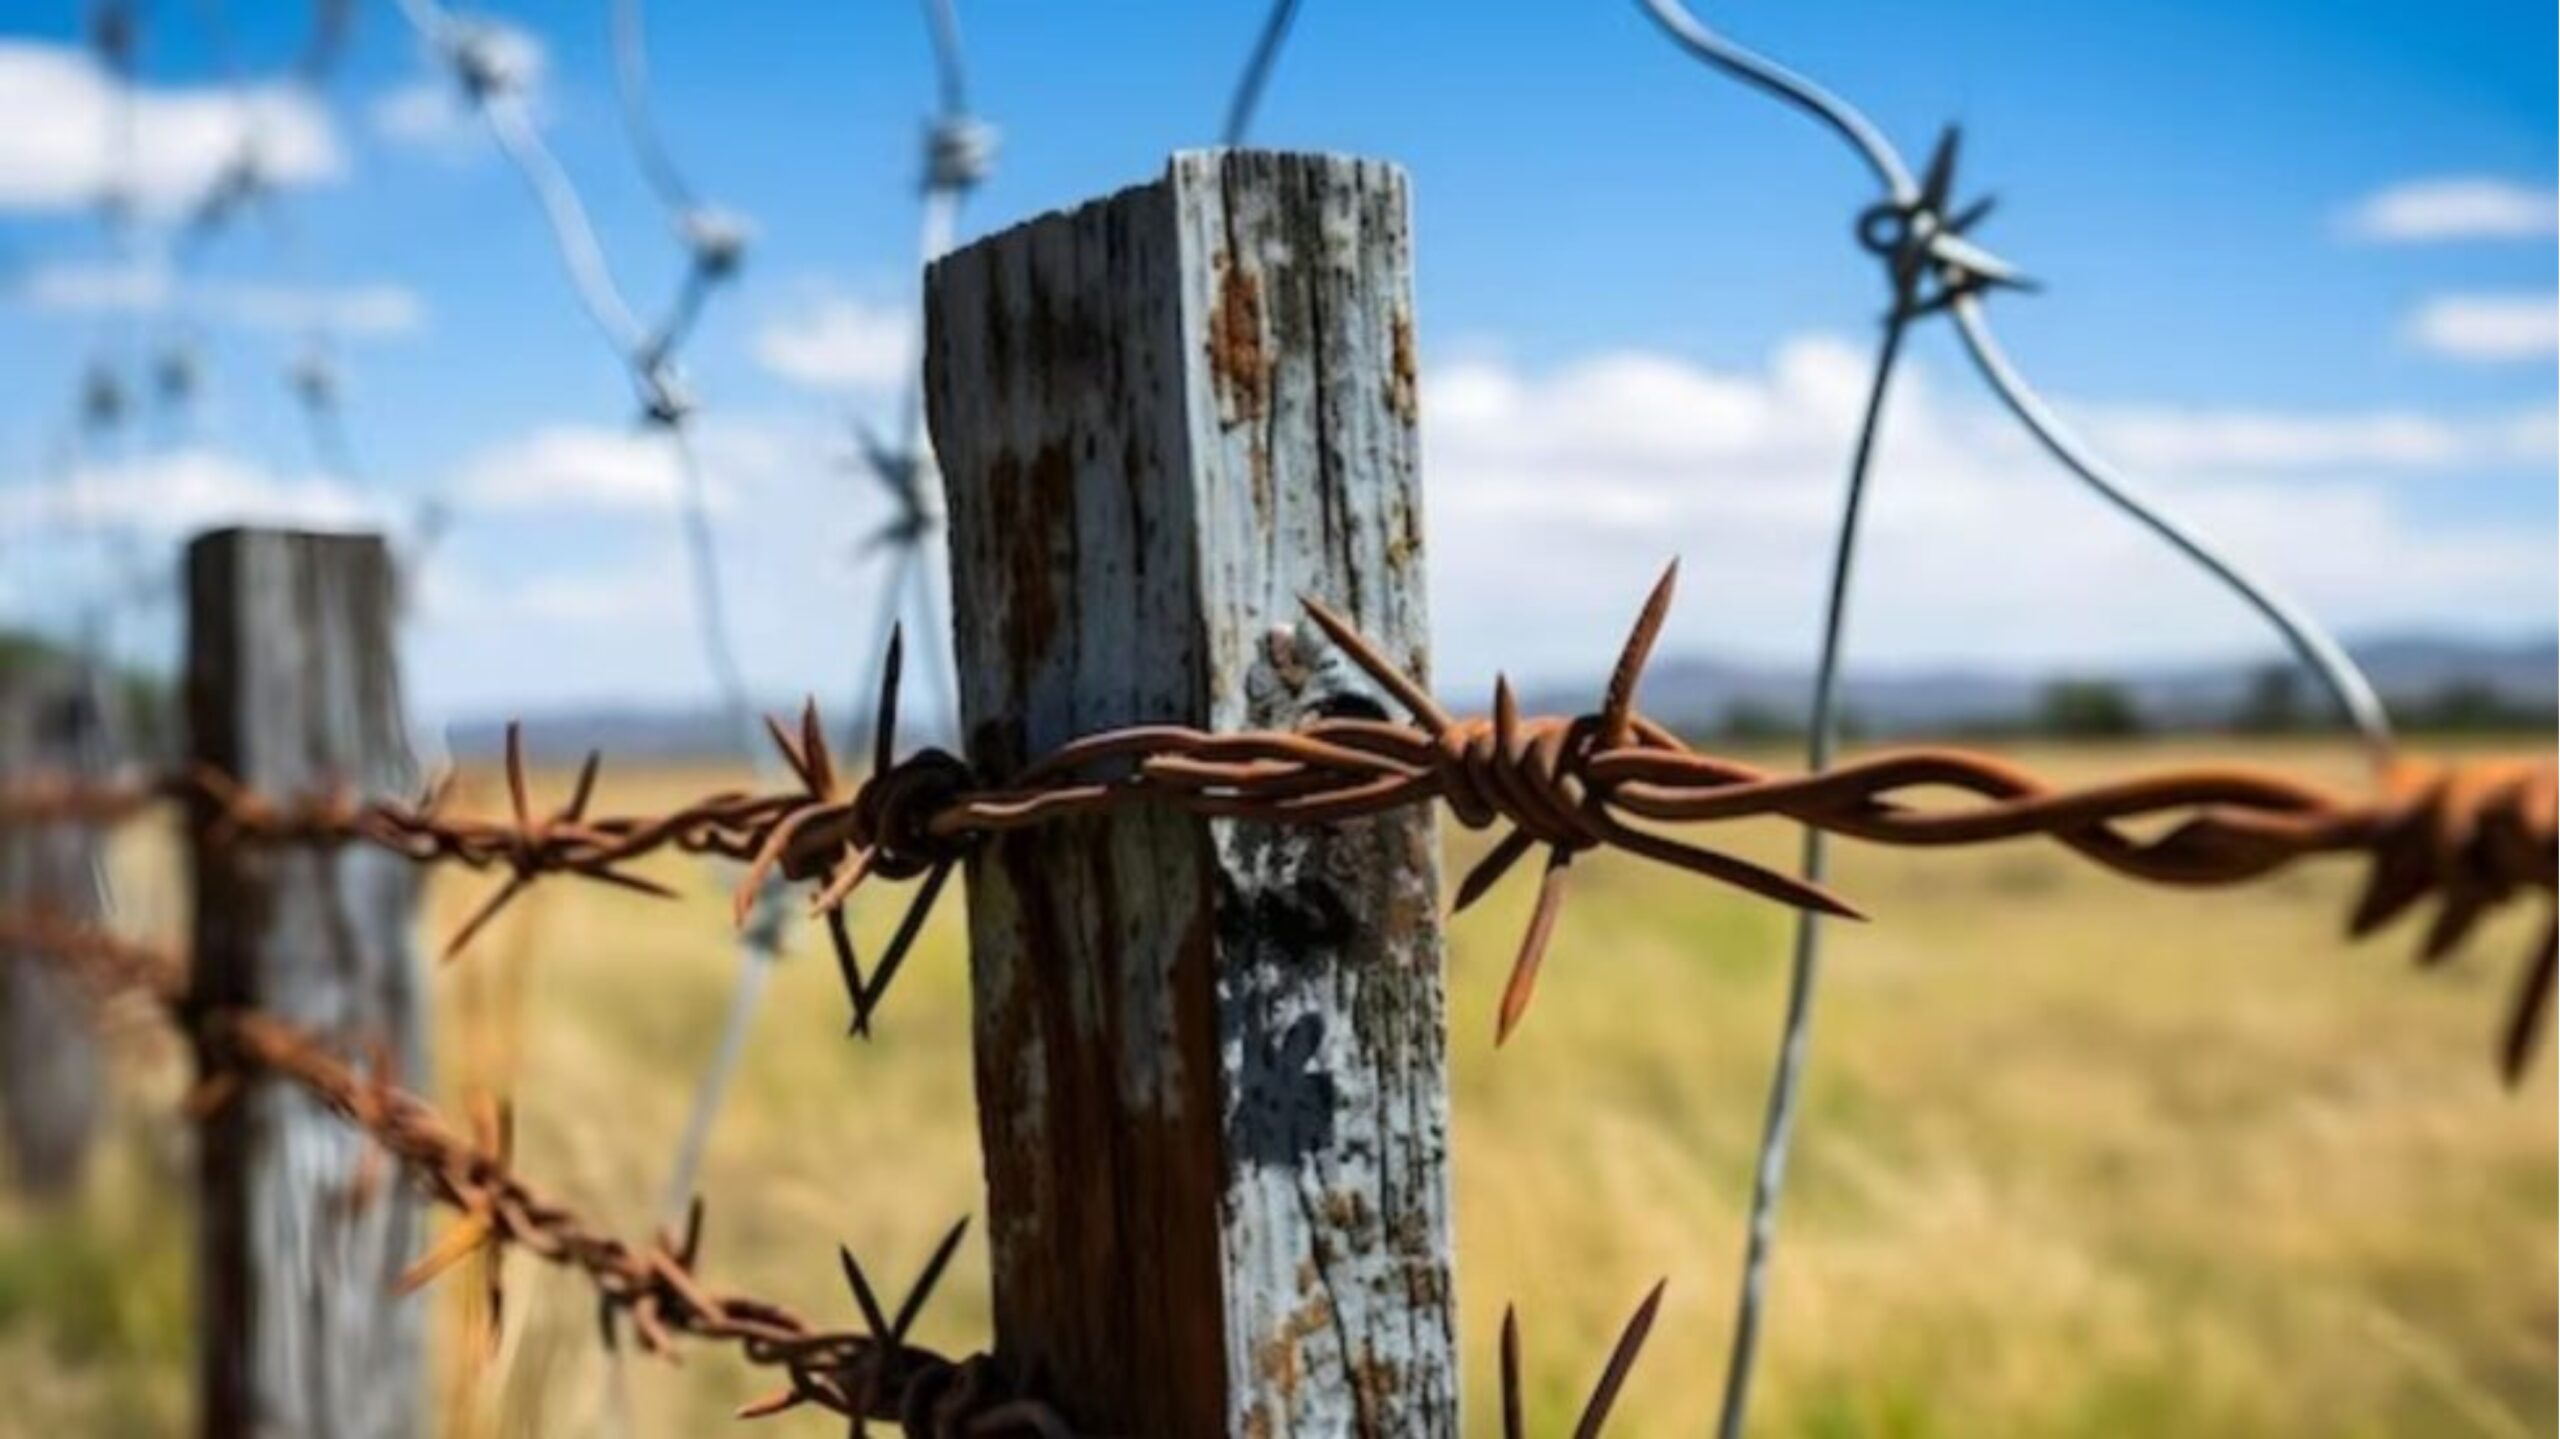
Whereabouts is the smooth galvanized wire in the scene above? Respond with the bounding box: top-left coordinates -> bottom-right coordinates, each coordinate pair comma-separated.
1222,0 -> 1305,145
609,0 -> 700,217
1,603 -> 2544,1432
841,0 -> 994,743
1946,297 -> 2394,754
1630,3 -> 2409,1429
1631,0 -> 2390,753
1720,303 -> 1913,1435
588,0 -> 785,1235
387,0 -> 787,1231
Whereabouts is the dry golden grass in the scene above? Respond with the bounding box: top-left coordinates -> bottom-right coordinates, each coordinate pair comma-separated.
0,738 -> 2549,1436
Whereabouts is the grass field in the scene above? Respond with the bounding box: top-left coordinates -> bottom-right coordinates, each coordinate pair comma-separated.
0,738 -> 2549,1436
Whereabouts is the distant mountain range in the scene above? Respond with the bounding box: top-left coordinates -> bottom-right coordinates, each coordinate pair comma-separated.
435,632 -> 2556,759
1522,632 -> 2559,736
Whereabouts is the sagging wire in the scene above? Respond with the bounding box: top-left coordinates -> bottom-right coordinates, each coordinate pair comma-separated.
1630,2 -> 2399,1433
592,0 -> 782,1246
386,0 -> 784,1248
175,0 -> 440,585
840,0 -> 996,749
1221,0 -> 1304,146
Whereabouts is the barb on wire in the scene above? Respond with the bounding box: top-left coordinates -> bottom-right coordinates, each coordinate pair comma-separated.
0,913 -> 1070,1433
716,573 -> 2552,1066
833,0 -> 998,753
1630,4 -> 2414,1430
1222,0 -> 1305,146
1632,0 -> 2390,754
1498,1280 -> 1668,1439
391,0 -> 783,1234
4,574 -> 2551,1071
609,0 -> 752,377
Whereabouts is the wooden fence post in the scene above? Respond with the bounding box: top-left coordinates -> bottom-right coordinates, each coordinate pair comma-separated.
926,150 -> 1454,1436
186,528 -> 425,1439
0,662 -> 110,1196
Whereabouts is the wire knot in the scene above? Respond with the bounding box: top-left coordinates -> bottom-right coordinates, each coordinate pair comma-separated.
679,207 -> 752,280
446,20 -> 535,101
851,749 -> 975,883
922,115 -> 998,194
1852,126 -> 2031,322
1432,711 -> 1609,855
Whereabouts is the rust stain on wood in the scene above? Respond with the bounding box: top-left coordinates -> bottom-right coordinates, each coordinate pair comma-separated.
1209,253 -> 1276,526
1209,254 -> 1269,424
1387,307 -> 1419,424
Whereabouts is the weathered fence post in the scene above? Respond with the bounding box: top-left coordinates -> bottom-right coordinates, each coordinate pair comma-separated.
926,150 -> 1454,1436
186,528 -> 424,1439
0,662 -> 111,1196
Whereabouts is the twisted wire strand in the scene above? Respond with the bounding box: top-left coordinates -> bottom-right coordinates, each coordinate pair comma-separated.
387,0 -> 783,1233
0,912 -> 1068,1435
841,0 -> 997,746
922,0 -> 971,122
7,576 -> 2547,1073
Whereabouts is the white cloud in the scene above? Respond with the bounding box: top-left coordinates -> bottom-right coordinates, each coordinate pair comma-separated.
2405,293 -> 2558,362
15,257 -> 426,337
452,425 -> 702,513
2079,402 -> 2554,470
426,559 -> 688,625
345,351 -> 2554,720
0,42 -> 341,215
2343,177 -> 2557,243
16,256 -> 169,310
1,449 -> 377,535
1420,336 -> 2556,690
447,419 -> 794,514
752,292 -> 913,392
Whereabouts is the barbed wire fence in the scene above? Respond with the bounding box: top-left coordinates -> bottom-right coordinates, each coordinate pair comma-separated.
1,3 -> 2551,1435
0,570 -> 2549,1427
381,0 -> 797,1260
840,0 -> 991,761
1622,4 -> 2411,1430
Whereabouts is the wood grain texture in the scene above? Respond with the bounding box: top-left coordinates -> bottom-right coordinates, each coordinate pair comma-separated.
0,663 -> 109,1197
927,150 -> 1453,1437
186,529 -> 425,1439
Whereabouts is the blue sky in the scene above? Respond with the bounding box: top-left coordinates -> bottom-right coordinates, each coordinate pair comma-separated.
0,0 -> 2551,724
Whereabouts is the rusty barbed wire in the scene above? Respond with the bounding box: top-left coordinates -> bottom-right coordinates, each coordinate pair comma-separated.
0,921 -> 1697,1438
5,568 -> 2549,1077
1500,1281 -> 1666,1439
0,910 -> 1072,1436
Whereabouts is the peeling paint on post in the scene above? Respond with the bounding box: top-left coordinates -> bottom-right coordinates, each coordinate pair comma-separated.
926,151 -> 1455,1437
187,528 -> 425,1439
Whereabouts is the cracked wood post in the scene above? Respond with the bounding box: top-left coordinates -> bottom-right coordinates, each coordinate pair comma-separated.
186,528 -> 425,1439
926,150 -> 1454,1437
0,661 -> 110,1197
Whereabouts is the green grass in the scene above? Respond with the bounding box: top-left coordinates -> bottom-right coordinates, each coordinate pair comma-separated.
0,738 -> 2548,1436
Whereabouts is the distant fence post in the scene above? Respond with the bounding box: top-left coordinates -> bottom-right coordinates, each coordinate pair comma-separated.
0,663 -> 110,1197
926,150 -> 1456,1436
185,528 -> 424,1439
